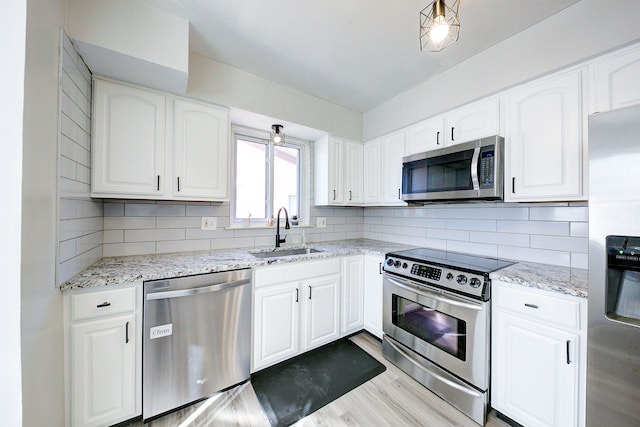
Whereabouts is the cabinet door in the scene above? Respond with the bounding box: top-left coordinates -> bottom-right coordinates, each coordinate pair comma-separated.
445,98 -> 500,146
363,256 -> 384,338
341,256 -> 364,335
504,71 -> 584,201
172,100 -> 229,200
253,282 -> 300,371
404,116 -> 443,156
492,311 -> 578,427
328,137 -> 345,204
303,274 -> 341,350
593,45 -> 640,112
363,139 -> 382,205
344,140 -> 364,205
92,80 -> 165,197
71,314 -> 136,427
382,132 -> 406,205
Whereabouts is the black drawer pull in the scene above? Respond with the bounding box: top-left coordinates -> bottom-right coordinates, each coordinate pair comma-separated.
566,340 -> 571,364
125,321 -> 130,344
524,303 -> 538,309
96,302 -> 111,308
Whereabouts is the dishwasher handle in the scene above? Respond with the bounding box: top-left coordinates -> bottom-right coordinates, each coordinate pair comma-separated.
146,278 -> 250,301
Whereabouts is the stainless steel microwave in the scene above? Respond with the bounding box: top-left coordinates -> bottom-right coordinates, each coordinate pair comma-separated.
401,136 -> 504,202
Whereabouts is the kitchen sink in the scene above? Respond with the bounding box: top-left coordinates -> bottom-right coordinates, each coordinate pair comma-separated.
250,247 -> 323,258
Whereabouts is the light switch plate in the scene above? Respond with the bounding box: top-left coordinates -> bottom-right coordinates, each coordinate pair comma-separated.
201,217 -> 217,230
316,217 -> 326,228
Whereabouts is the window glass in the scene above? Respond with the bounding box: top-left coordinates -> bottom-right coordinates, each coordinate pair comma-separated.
235,138 -> 267,220
273,145 -> 300,217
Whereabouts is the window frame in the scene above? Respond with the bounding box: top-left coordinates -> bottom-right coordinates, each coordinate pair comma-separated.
231,125 -> 309,227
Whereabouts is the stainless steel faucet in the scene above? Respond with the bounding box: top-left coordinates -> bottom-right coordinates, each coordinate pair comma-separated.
275,207 -> 290,248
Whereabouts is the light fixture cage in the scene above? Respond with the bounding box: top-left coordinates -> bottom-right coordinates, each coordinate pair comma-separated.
270,124 -> 285,145
420,0 -> 460,52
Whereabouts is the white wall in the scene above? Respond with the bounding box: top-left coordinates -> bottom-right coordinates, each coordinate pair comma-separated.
364,0 -> 640,140
1,0 -> 26,425
188,53 -> 363,141
21,0 -> 67,425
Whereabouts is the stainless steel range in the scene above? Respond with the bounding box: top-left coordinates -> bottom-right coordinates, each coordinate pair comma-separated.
382,248 -> 512,425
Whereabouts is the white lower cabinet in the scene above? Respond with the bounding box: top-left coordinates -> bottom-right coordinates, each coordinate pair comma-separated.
491,280 -> 587,427
363,255 -> 384,338
252,258 -> 342,371
65,285 -> 141,427
341,256 -> 365,335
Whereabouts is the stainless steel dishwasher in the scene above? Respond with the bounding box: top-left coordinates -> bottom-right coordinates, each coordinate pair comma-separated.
142,268 -> 251,420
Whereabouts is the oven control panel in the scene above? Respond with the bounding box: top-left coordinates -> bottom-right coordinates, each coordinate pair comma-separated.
384,256 -> 489,299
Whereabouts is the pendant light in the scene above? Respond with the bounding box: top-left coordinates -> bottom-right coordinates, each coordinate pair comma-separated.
270,124 -> 285,145
420,0 -> 460,52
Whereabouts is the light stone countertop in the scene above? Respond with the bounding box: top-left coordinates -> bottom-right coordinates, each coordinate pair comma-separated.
60,239 -> 415,291
490,261 -> 588,299
62,238 -> 590,299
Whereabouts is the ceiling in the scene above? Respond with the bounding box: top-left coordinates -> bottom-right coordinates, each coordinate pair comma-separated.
141,0 -> 580,113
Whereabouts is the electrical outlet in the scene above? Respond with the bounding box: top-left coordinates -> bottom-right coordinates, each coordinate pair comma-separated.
201,217 -> 217,230
316,217 -> 326,228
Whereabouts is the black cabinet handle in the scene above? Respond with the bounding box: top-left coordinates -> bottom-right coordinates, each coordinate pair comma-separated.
295,288 -> 299,303
566,340 -> 571,364
308,286 -> 312,300
436,131 -> 440,145
349,190 -> 352,201
451,127 -> 455,141
524,303 -> 538,309
96,302 -> 111,308
512,177 -> 516,194
398,189 -> 401,199
125,321 -> 130,344
379,262 -> 382,275
157,175 -> 160,191
333,189 -> 336,200
177,177 -> 181,192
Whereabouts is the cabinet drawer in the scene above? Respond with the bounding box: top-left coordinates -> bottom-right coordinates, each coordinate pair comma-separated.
254,258 -> 341,288
71,287 -> 136,321
494,284 -> 581,329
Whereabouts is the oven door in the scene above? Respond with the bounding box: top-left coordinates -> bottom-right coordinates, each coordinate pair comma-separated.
383,273 -> 489,390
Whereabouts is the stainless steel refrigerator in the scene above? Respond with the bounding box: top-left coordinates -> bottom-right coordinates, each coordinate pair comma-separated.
587,105 -> 640,427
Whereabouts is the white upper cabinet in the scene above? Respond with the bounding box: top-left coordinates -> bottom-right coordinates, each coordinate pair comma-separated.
92,79 -> 230,201
92,80 -> 166,197
171,99 -> 229,200
404,98 -> 500,156
504,70 -> 585,202
314,135 -> 363,206
404,115 -> 445,155
363,131 -> 406,206
381,132 -> 406,205
592,44 -> 640,113
445,97 -> 501,146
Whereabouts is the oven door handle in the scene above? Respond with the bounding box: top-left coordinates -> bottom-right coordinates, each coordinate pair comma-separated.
384,336 -> 484,399
384,275 -> 484,310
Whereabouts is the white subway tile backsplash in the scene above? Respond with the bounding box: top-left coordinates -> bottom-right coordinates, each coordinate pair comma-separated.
103,230 -> 124,244
211,237 -> 255,249
125,203 -> 186,217
103,202 -> 125,217
409,218 -> 447,229
446,219 -> 496,232
104,217 -> 155,230
103,242 -> 156,257
125,228 -> 185,243
469,231 -> 530,247
571,253 -> 589,269
497,246 -> 571,267
446,241 -> 498,257
156,239 -> 211,254
186,204 -> 230,217
570,222 -> 589,238
156,217 -> 201,229
529,206 -> 588,222
59,239 -> 76,263
530,235 -> 588,253
497,220 -> 569,236
427,228 -> 469,242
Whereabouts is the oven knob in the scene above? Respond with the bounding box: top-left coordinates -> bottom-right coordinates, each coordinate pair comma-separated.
470,278 -> 482,288
402,262 -> 408,269
456,275 -> 468,285
446,273 -> 454,280
394,260 -> 402,268
387,258 -> 394,266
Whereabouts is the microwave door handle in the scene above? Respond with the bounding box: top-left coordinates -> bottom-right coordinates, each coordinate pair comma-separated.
470,147 -> 480,191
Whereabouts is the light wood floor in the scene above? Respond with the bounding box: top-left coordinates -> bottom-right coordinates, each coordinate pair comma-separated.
131,332 -> 509,427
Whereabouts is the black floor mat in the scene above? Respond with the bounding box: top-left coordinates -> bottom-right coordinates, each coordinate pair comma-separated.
251,338 -> 386,427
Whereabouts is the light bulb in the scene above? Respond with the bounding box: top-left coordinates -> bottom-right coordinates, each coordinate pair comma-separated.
273,135 -> 282,144
429,15 -> 449,43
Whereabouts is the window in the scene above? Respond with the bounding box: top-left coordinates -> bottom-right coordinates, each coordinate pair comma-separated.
232,128 -> 306,224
